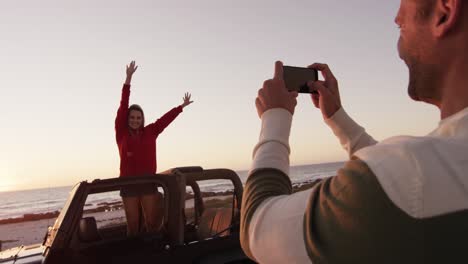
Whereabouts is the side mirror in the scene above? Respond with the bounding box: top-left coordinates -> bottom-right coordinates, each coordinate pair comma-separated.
42,226 -> 52,245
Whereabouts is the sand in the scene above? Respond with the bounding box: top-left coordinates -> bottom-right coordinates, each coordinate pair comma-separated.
0,218 -> 54,250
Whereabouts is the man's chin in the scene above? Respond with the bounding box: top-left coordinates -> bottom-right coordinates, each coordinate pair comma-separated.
408,77 -> 423,102
408,86 -> 440,106
408,88 -> 421,101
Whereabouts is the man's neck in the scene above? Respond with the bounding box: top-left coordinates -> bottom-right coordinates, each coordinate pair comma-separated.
438,55 -> 468,119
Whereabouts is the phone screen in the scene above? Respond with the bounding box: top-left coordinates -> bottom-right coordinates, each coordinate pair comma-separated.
283,66 -> 318,94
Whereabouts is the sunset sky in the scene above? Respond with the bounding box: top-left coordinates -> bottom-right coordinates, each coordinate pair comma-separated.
0,0 -> 440,192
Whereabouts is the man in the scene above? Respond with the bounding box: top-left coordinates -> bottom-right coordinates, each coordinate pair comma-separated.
240,0 -> 468,263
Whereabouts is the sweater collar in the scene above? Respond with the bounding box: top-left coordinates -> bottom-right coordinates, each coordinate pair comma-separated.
429,106 -> 468,138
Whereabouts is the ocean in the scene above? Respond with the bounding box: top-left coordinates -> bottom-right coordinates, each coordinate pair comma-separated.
0,162 -> 344,221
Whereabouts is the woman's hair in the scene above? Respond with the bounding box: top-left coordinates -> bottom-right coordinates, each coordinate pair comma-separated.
128,104 -> 145,128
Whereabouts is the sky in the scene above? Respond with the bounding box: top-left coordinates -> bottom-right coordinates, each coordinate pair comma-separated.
0,0 -> 440,192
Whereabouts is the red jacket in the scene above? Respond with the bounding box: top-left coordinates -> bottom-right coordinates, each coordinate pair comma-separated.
115,84 -> 183,177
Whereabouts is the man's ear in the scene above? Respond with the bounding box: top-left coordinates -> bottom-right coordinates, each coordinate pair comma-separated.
433,0 -> 462,37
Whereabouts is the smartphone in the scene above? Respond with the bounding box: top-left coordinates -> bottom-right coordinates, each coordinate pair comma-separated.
283,66 -> 318,94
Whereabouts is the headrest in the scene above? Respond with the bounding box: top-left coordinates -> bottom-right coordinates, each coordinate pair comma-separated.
79,217 -> 101,242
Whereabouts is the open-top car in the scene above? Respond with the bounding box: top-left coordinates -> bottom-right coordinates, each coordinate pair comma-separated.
0,167 -> 255,264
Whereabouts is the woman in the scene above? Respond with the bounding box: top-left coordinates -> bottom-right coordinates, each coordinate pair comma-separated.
115,61 -> 193,235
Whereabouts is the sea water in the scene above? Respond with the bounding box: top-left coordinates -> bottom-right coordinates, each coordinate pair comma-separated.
0,162 -> 344,221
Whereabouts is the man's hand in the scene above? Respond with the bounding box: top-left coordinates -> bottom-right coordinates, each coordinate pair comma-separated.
125,60 -> 138,85
307,63 -> 342,119
256,61 -> 298,118
181,92 -> 193,108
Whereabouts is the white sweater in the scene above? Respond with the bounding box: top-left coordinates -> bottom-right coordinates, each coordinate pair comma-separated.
247,106 -> 468,263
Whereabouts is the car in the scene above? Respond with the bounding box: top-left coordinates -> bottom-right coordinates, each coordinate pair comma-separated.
0,167 -> 255,264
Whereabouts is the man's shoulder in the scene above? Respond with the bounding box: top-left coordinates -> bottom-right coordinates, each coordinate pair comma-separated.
353,135 -> 468,218
355,134 -> 455,166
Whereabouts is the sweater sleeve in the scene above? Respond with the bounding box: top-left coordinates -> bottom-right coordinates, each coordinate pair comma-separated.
147,106 -> 183,136
251,108 -> 292,175
240,107 -> 311,262
115,84 -> 130,142
240,159 -> 421,264
324,107 -> 378,157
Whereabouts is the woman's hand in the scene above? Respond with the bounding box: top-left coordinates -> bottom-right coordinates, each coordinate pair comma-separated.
181,93 -> 194,108
125,61 -> 138,85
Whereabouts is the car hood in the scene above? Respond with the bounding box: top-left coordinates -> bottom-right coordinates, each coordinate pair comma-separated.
0,244 -> 44,264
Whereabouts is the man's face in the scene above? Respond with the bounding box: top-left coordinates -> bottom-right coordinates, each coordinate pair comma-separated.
395,0 -> 439,103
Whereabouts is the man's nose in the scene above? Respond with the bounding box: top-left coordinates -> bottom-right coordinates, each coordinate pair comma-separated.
394,9 -> 401,26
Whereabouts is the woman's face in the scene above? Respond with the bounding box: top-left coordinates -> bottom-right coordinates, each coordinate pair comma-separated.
128,110 -> 143,130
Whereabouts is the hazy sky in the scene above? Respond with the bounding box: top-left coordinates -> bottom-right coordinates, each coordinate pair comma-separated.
0,0 -> 440,192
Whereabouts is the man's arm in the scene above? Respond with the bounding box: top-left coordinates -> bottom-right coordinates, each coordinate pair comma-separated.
240,60 -> 301,261
325,107 -> 378,156
240,106 -> 314,262
241,100 -> 414,263
307,63 -> 377,156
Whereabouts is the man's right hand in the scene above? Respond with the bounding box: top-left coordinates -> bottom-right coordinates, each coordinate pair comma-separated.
125,60 -> 138,85
256,61 -> 298,118
307,63 -> 342,119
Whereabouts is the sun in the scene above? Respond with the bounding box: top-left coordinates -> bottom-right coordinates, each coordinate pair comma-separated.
0,182 -> 14,193
0,169 -> 16,193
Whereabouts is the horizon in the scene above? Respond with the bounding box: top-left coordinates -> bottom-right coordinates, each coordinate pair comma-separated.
0,160 -> 346,193
1,0 -> 440,192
